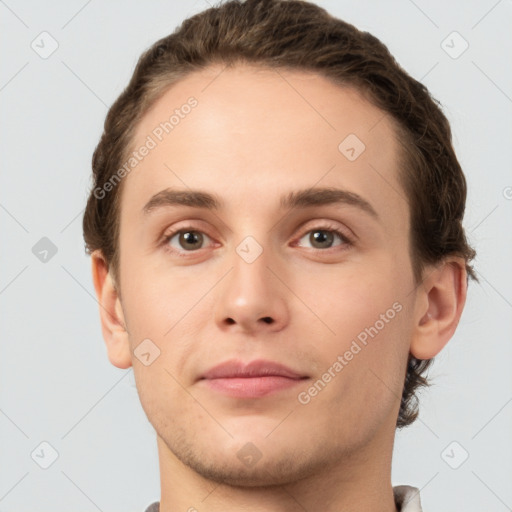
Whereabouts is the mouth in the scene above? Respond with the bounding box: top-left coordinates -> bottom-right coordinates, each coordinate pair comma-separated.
198,359 -> 309,398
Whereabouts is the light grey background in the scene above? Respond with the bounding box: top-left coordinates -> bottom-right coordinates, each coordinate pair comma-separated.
1,0 -> 511,511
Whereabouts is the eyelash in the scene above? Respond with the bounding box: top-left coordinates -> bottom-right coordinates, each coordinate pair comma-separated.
160,223 -> 354,258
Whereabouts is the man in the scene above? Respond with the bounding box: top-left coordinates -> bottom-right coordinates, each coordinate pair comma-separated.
83,0 -> 476,510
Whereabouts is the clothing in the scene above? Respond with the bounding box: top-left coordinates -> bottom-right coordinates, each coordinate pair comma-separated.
393,485 -> 423,511
144,484 -> 423,511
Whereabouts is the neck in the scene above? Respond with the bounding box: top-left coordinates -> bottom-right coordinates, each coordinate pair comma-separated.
156,420 -> 398,512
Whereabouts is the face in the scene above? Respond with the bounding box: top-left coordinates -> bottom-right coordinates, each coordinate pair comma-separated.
114,64 -> 418,486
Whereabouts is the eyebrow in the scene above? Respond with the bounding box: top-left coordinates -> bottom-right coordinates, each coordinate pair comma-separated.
142,186 -> 379,220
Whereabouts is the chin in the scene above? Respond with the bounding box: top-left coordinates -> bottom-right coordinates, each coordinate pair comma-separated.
161,423 -> 330,488
181,448 -> 320,488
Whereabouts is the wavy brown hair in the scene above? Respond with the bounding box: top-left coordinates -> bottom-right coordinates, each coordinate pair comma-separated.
83,0 -> 476,428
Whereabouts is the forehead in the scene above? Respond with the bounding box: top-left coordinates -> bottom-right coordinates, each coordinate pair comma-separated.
123,64 -> 408,230
133,64 -> 397,155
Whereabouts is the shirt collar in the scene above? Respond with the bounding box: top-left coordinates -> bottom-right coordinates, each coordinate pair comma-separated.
394,485 -> 423,511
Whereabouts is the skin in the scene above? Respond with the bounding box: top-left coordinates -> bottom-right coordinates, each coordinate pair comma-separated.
91,64 -> 467,512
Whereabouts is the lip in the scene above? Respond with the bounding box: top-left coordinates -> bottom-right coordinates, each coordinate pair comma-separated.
199,359 -> 308,398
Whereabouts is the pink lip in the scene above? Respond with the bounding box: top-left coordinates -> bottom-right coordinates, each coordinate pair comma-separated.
199,359 -> 308,398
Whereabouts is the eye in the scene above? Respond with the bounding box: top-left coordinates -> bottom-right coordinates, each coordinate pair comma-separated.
295,225 -> 352,251
160,223 -> 353,258
162,227 -> 213,255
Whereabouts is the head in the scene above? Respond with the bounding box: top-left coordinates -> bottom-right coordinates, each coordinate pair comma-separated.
83,0 -> 475,486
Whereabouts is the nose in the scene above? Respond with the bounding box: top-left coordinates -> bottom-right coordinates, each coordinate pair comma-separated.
214,242 -> 290,335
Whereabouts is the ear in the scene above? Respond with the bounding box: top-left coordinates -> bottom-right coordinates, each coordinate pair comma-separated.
410,257 -> 468,360
91,250 -> 132,369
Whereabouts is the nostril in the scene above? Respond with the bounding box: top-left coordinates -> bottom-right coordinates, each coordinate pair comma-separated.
262,317 -> 273,324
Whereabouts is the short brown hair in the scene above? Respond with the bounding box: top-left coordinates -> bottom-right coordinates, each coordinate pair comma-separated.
83,0 -> 476,428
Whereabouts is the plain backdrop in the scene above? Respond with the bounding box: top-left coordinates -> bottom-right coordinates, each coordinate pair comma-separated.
1,1 -> 511,511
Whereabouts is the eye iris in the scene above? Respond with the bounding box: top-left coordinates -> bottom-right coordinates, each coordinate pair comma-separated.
311,230 -> 334,248
180,231 -> 202,250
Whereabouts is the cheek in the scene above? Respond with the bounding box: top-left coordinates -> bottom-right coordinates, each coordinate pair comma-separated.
120,263 -> 212,380
298,261 -> 411,402
120,256 -> 191,335
293,259 -> 404,338
298,307 -> 409,446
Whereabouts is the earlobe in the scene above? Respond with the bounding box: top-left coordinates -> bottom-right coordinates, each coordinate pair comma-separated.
410,258 -> 468,360
91,250 -> 132,369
